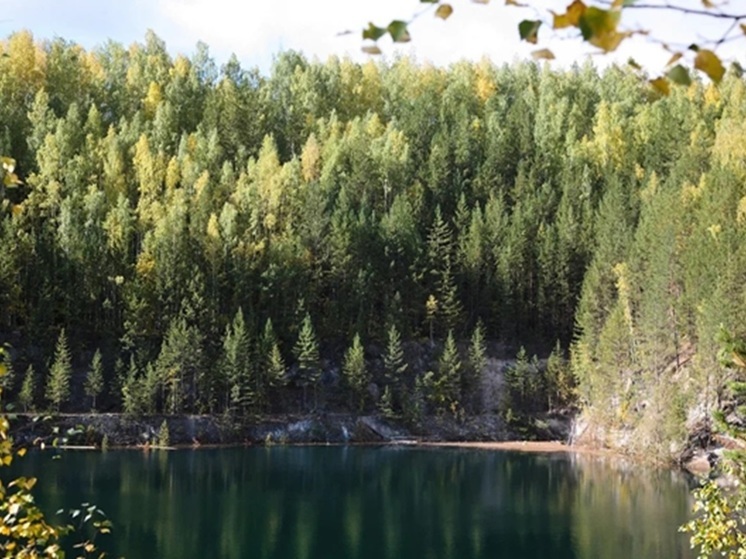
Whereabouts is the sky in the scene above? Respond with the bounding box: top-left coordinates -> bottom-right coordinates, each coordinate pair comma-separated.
2,0 -> 743,77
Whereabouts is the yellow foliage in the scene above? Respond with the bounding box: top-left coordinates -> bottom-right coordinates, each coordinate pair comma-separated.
301,134 -> 321,183
170,55 -> 190,79
135,252 -> 156,280
143,81 -> 163,119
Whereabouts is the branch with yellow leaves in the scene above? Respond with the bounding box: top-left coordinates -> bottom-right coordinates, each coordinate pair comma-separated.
362,0 -> 745,94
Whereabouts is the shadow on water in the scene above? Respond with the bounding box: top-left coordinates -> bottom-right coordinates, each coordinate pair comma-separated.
15,446 -> 695,559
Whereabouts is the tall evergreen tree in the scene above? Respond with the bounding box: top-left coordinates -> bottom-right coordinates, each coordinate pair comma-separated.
46,329 -> 72,412
343,333 -> 369,412
84,349 -> 105,411
293,312 -> 321,410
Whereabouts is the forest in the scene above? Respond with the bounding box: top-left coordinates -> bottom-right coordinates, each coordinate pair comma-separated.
0,29 -> 744,451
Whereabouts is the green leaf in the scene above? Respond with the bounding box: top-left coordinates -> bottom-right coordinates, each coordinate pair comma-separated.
518,20 -> 542,44
420,0 -> 439,3
435,4 -> 454,19
362,45 -> 382,55
362,23 -> 387,41
578,7 -> 626,51
667,64 -> 692,86
388,20 -> 411,43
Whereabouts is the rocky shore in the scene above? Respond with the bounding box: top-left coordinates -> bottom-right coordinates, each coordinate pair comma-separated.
9,411 -> 573,449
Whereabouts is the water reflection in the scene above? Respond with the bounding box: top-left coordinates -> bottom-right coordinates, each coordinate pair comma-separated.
17,446 -> 694,559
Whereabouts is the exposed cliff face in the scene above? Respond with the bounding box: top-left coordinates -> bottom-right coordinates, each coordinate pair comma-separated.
9,411 -> 572,448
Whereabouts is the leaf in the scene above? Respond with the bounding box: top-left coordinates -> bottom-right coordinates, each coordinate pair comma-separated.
16,447 -> 26,457
694,49 -> 725,83
552,0 -> 586,29
420,0 -> 439,3
518,20 -> 542,44
361,45 -> 382,55
627,58 -> 641,70
650,77 -> 671,96
740,23 -> 746,34
666,52 -> 683,67
504,0 -> 525,5
362,23 -> 387,41
532,48 -> 555,60
387,20 -> 411,43
435,4 -> 454,19
667,64 -> 692,86
578,7 -> 627,52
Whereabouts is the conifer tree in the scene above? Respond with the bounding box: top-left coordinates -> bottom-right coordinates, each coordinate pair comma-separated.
18,364 -> 36,413
221,308 -> 253,416
293,313 -> 321,410
432,330 -> 461,415
343,333 -> 369,412
383,323 -> 407,411
46,329 -> 72,412
466,320 -> 487,412
85,349 -> 105,411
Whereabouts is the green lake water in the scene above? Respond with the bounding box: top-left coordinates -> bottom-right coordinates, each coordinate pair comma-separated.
17,446 -> 695,558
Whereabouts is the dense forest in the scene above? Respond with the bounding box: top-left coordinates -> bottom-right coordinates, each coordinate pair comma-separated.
0,30 -> 744,449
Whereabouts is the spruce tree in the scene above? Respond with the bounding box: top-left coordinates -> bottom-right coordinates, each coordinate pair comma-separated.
383,323 -> 407,412
466,320 -> 487,412
18,364 -> 36,412
85,349 -> 105,411
433,330 -> 461,415
293,313 -> 320,411
46,329 -> 72,412
343,333 -> 369,412
220,308 -> 253,416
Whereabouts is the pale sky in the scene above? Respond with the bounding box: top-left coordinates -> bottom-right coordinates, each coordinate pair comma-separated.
2,0 -> 743,76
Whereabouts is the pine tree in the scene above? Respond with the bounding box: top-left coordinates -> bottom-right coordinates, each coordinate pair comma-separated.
383,324 -> 407,385
18,365 -> 36,412
432,330 -> 462,415
85,349 -> 105,411
343,333 -> 369,412
466,320 -> 487,413
0,348 -> 13,392
220,308 -> 253,416
46,329 -> 72,412
293,313 -> 321,410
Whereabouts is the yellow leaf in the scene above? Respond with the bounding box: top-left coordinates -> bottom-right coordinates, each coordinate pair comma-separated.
666,52 -> 683,67
701,0 -> 715,7
552,0 -> 586,29
532,48 -> 556,60
650,77 -> 671,96
741,23 -> 746,34
361,45 -> 382,55
694,49 -> 725,83
16,448 -> 26,457
435,4 -> 454,19
504,0 -> 526,5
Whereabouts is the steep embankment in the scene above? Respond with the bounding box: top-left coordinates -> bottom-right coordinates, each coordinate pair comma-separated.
10,412 -> 572,448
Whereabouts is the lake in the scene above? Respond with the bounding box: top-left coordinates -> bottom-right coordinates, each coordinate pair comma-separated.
17,446 -> 696,559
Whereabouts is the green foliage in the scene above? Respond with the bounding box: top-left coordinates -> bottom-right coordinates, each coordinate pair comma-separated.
365,1 -> 740,91
221,308 -> 253,416
293,312 -> 321,410
0,347 -> 112,558
430,330 -> 462,416
545,341 -> 574,410
46,329 -> 72,412
18,365 -> 36,413
466,320 -> 487,412
84,349 -> 104,411
158,420 -> 170,448
343,333 -> 369,412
